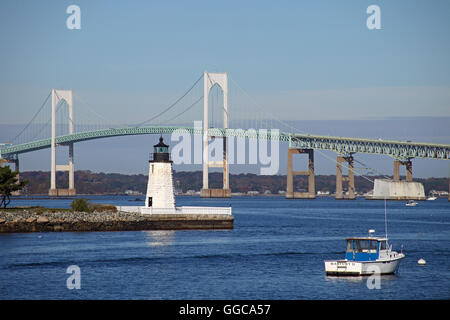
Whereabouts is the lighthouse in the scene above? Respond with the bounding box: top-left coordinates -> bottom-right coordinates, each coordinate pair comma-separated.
145,136 -> 175,209
117,135 -> 232,223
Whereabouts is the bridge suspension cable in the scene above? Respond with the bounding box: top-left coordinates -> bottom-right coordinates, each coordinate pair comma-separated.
135,73 -> 204,127
228,75 -> 308,134
228,75 -> 386,184
164,95 -> 204,124
72,92 -> 118,131
353,158 -> 391,180
10,91 -> 51,144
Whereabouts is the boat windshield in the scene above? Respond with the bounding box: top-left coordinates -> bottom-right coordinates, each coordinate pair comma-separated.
346,239 -> 378,253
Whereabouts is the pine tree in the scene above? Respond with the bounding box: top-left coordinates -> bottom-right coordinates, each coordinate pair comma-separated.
0,166 -> 28,208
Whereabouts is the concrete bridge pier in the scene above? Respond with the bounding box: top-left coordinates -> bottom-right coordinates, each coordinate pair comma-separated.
394,160 -> 412,181
200,137 -> 231,198
286,148 -> 315,199
335,155 -> 355,200
49,146 -> 76,197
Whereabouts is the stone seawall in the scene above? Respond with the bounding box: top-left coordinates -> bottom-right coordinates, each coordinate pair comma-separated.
0,210 -> 234,233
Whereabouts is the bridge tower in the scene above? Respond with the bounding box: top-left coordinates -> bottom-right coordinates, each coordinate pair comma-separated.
286,148 -> 315,199
393,159 -> 413,182
200,71 -> 231,198
335,155 -> 356,200
48,89 -> 76,196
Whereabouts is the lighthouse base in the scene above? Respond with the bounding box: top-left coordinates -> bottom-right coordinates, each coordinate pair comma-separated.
115,206 -> 233,230
117,206 -> 232,215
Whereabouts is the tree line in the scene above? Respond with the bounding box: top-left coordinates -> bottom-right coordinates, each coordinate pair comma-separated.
12,170 -> 449,195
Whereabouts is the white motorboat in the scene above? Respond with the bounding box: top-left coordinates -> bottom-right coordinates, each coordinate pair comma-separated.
324,230 -> 405,276
406,200 -> 418,206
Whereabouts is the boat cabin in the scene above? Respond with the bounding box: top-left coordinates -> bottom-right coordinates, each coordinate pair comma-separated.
345,237 -> 388,261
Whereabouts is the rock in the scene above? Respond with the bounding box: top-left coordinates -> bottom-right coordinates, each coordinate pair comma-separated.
0,218 -> 5,224
53,225 -> 64,232
37,216 -> 49,223
26,217 -> 37,223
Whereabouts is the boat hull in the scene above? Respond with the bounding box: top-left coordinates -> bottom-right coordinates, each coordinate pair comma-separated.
324,255 -> 404,276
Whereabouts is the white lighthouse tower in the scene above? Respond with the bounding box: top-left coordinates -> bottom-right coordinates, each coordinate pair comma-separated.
117,135 -> 232,218
145,136 -> 175,209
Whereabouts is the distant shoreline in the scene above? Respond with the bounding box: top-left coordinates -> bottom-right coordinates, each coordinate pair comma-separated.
16,171 -> 449,196
9,194 -> 362,199
9,193 -> 449,200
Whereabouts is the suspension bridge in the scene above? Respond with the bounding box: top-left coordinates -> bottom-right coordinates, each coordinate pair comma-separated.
1,71 -> 450,198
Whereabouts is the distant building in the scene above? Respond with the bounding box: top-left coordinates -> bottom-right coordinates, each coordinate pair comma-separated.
430,190 -> 449,197
125,190 -> 142,196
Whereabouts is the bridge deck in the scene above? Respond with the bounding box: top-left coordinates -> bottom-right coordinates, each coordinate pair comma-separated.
1,126 -> 449,160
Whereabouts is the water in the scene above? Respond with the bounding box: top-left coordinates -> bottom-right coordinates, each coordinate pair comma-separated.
1,196 -> 449,300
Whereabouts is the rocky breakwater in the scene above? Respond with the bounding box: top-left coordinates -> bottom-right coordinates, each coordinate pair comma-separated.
0,209 -> 234,233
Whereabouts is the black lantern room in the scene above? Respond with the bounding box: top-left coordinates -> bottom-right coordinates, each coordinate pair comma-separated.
151,136 -> 171,162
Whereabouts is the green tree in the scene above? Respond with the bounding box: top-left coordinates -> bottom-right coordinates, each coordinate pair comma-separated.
0,166 -> 29,208
70,198 -> 91,212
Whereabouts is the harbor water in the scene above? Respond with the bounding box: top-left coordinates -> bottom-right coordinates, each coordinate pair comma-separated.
1,196 -> 449,299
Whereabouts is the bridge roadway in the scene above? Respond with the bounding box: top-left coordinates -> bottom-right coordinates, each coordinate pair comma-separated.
1,126 -> 449,160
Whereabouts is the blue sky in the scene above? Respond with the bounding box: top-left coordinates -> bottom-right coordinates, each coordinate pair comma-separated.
1,1 -> 449,177
1,0 -> 450,121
